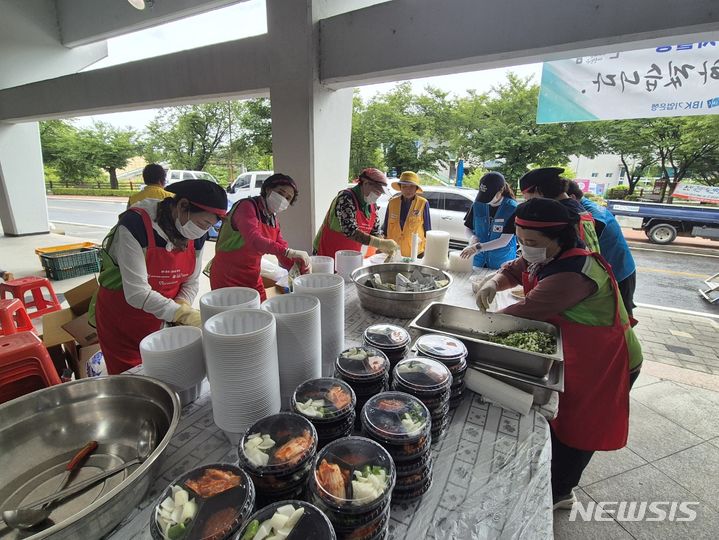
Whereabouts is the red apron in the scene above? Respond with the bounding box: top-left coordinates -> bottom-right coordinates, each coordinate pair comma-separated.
316,189 -> 377,258
96,208 -> 196,375
522,248 -> 630,451
210,200 -> 279,302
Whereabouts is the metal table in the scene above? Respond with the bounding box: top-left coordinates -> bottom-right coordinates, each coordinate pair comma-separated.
109,269 -> 554,539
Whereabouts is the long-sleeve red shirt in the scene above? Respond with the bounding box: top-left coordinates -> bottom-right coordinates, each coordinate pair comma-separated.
232,199 -> 294,269
495,257 -> 597,322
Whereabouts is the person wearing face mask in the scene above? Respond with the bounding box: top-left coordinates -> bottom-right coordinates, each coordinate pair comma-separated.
460,172 -> 518,269
313,168 -> 400,260
90,179 -> 228,374
382,171 -> 431,257
476,198 -> 642,511
567,181 -> 637,318
514,167 -> 601,254
209,173 -> 310,301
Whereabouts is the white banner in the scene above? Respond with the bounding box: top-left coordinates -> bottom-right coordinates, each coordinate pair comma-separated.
537,38 -> 719,123
672,182 -> 719,204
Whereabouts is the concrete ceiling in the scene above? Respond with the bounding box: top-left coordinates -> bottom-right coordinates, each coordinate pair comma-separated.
55,0 -> 251,47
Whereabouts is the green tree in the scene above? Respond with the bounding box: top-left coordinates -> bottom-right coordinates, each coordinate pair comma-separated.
649,116 -> 719,201
144,103 -> 229,171
80,122 -> 138,189
599,119 -> 656,195
350,83 -> 454,177
39,120 -> 101,186
452,74 -> 602,187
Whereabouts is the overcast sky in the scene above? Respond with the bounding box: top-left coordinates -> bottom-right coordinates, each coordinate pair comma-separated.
75,0 -> 542,130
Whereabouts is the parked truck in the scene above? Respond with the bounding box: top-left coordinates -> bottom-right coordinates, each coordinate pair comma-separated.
607,200 -> 719,245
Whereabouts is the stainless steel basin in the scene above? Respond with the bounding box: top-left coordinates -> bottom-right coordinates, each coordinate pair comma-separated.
410,302 -> 563,378
351,263 -> 452,319
0,375 -> 180,539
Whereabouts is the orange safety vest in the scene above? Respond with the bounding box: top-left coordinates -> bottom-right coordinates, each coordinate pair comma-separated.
385,195 -> 428,257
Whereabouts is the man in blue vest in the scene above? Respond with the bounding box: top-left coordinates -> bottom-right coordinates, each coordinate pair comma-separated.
567,181 -> 637,318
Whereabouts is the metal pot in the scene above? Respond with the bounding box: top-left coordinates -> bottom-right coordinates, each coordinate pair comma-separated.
351,263 -> 452,319
0,375 -> 180,539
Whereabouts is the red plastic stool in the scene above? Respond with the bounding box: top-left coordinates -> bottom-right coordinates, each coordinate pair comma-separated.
0,332 -> 61,404
0,298 -> 35,336
0,277 -> 61,319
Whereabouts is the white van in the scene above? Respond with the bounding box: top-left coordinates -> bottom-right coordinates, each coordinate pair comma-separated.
226,171 -> 274,203
166,170 -> 220,186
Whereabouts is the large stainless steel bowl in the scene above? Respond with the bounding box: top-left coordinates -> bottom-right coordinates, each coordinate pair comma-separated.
0,375 -> 180,539
351,263 -> 453,319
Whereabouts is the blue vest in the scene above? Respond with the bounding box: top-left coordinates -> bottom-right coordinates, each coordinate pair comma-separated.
581,198 -> 636,282
472,197 -> 518,269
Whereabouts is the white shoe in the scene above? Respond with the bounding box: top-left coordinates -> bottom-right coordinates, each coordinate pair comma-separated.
553,490 -> 577,510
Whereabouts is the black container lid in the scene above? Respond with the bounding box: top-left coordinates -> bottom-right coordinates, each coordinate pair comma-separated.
392,358 -> 452,394
292,378 -> 357,422
152,463 -> 254,540
239,413 -> 318,475
415,334 -> 468,362
361,391 -> 431,443
363,324 -> 411,351
232,499 -> 336,540
336,347 -> 389,381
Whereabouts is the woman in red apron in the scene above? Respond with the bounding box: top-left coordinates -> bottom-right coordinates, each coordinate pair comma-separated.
313,168 -> 399,260
90,180 -> 228,374
475,198 -> 643,510
209,174 -> 310,301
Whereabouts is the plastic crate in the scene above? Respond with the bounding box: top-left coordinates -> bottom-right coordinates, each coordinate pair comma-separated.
37,245 -> 101,281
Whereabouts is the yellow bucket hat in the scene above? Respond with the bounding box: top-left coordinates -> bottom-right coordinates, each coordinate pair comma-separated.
392,171 -> 423,193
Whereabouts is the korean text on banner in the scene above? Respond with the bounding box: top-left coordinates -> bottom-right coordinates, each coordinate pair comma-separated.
672,182 -> 719,204
537,39 -> 719,123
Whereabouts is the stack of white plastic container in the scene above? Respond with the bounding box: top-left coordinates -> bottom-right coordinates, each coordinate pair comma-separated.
262,294 -> 322,409
199,287 -> 261,324
293,273 -> 345,377
202,308 -> 281,443
334,250 -> 363,282
139,326 -> 206,406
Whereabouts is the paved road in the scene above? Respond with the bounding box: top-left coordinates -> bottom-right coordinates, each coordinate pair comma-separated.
48,198 -> 126,228
46,198 -> 719,315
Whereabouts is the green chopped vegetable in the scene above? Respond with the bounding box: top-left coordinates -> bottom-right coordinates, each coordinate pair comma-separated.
167,522 -> 187,540
240,519 -> 260,540
486,330 -> 556,354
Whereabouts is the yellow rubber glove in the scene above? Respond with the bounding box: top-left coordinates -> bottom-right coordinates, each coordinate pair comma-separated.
476,279 -> 498,311
174,298 -> 191,307
173,303 -> 202,327
370,236 -> 400,254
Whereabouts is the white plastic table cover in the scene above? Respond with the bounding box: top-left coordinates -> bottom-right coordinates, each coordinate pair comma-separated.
109,269 -> 554,540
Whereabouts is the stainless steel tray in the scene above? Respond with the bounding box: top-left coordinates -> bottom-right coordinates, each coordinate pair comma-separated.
468,360 -> 564,406
409,302 -> 563,379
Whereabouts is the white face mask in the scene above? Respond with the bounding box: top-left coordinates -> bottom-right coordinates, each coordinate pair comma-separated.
520,243 -> 550,265
489,192 -> 504,207
365,190 -> 380,205
175,213 -> 210,240
267,191 -> 290,214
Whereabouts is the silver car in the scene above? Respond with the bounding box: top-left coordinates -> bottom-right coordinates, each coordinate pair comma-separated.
377,185 -> 478,249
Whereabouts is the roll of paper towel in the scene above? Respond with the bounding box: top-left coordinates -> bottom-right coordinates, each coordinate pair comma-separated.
465,368 -> 534,416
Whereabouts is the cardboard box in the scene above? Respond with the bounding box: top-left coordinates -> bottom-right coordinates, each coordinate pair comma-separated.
41,278 -> 99,373
78,343 -> 102,379
62,313 -> 98,348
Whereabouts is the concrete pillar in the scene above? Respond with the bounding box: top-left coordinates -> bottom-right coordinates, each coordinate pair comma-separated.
0,122 -> 49,235
267,0 -> 353,251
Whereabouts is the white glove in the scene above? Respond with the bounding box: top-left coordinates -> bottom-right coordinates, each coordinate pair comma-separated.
285,248 -> 311,271
476,279 -> 498,311
460,243 -> 480,259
